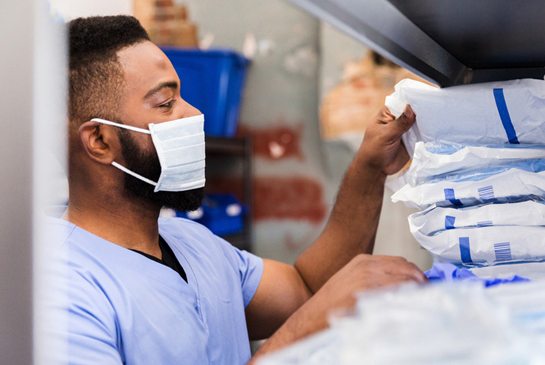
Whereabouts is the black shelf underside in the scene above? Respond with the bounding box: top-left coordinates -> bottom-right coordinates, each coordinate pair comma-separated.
284,0 -> 545,86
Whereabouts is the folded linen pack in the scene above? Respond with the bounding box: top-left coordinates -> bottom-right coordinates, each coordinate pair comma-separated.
402,142 -> 545,187
413,225 -> 545,266
392,163 -> 545,210
409,201 -> 545,236
385,78 -> 545,157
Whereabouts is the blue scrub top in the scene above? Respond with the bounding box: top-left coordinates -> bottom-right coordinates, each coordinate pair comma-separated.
44,217 -> 264,365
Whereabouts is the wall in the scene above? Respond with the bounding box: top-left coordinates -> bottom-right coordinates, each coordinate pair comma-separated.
178,0 -> 333,264
181,1 -> 432,269
49,0 -> 132,20
319,23 -> 433,270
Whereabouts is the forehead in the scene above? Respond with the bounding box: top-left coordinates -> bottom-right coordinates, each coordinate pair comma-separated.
117,41 -> 179,95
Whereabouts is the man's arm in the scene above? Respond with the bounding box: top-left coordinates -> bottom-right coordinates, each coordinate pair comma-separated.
295,105 -> 417,293
249,254 -> 424,361
245,106 -> 425,347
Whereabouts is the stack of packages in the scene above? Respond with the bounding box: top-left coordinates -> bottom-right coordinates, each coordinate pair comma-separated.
386,78 -> 545,267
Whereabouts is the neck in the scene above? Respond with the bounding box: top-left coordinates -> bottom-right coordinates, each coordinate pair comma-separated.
63,188 -> 162,258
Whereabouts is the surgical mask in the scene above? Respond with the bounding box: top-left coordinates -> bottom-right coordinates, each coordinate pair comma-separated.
91,114 -> 206,192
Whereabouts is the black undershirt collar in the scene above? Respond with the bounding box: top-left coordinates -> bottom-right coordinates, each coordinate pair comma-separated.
131,236 -> 188,283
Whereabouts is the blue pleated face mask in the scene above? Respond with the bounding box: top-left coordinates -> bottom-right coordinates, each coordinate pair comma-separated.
91,114 -> 206,192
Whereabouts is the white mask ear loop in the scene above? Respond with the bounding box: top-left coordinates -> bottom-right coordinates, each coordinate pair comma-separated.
90,118 -> 158,187
111,162 -> 158,187
90,118 -> 152,134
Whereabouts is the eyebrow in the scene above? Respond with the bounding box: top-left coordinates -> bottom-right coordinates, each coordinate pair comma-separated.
143,81 -> 179,100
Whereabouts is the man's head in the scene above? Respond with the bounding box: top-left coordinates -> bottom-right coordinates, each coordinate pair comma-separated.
68,15 -> 203,212
68,15 -> 149,125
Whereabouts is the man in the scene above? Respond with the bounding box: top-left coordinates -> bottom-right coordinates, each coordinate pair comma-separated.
48,15 -> 426,364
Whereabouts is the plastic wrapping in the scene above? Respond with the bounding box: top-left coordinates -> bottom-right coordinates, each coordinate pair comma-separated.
392,167 -> 545,210
412,225 -> 545,266
259,282 -> 545,364
409,200 -> 545,236
385,78 -> 545,157
399,142 -> 545,187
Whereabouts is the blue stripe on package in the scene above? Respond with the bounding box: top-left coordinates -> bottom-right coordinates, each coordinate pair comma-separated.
426,263 -> 530,287
444,215 -> 456,229
459,237 -> 473,264
444,189 -> 463,206
493,88 -> 519,144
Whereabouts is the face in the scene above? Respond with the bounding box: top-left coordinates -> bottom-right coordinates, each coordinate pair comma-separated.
114,41 -> 204,211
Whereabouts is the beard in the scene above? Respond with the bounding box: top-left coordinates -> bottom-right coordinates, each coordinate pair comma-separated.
116,128 -> 204,212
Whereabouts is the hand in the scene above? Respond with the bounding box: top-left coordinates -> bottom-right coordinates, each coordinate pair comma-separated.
305,254 -> 427,327
358,105 -> 416,176
249,254 -> 427,361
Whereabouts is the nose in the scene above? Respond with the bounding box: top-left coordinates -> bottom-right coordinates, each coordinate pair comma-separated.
182,99 -> 202,118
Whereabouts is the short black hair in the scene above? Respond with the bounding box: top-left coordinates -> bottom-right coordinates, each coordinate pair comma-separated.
68,15 -> 150,127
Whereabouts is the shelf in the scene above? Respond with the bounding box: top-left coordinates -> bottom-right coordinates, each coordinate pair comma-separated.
285,0 -> 545,87
205,136 -> 247,156
205,135 -> 253,253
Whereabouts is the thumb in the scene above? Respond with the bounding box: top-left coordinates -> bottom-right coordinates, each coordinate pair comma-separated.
388,105 -> 416,140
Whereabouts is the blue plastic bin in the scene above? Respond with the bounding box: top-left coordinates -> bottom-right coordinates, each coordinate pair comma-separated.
161,47 -> 250,137
176,194 -> 245,236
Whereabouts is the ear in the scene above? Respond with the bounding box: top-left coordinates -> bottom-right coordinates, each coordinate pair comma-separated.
78,121 -> 120,165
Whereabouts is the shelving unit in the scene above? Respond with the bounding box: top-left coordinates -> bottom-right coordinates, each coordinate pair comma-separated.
205,135 -> 253,252
285,0 -> 545,87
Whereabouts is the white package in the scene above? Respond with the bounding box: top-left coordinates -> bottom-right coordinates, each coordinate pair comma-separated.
259,283 -> 545,365
403,142 -> 545,186
392,168 -> 545,210
385,78 -> 545,157
412,225 -> 545,266
409,201 -> 545,236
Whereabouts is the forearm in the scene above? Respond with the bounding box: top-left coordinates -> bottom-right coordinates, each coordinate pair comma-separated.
294,151 -> 387,294
248,292 -> 330,364
293,106 -> 414,294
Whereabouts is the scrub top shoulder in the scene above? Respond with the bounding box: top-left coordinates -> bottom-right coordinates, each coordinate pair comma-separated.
43,216 -> 264,365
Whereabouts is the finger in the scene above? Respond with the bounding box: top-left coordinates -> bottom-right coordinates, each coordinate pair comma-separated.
408,267 -> 428,282
367,274 -> 415,289
383,261 -> 428,282
387,104 -> 416,140
379,106 -> 396,122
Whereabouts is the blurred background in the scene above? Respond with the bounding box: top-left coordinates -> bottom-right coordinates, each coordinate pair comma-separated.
48,0 -> 433,269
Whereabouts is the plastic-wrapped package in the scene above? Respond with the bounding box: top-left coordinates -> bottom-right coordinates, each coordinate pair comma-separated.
400,142 -> 545,187
385,78 -> 545,157
412,225 -> 545,266
488,281 -> 545,336
259,282 -> 545,365
409,200 -> 545,235
392,167 -> 545,210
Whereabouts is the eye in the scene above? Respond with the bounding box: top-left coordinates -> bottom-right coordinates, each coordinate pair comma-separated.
159,99 -> 175,108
